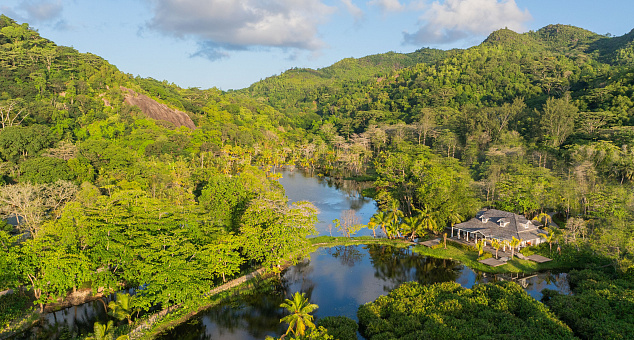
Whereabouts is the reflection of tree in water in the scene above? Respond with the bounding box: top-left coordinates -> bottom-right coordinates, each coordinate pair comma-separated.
327,245 -> 364,267
25,300 -> 109,339
319,177 -> 372,198
284,259 -> 317,296
159,273 -> 319,340
365,244 -> 463,291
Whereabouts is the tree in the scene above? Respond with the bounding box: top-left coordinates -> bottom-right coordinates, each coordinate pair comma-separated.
418,208 -> 438,234
491,239 -> 501,259
533,212 -> 552,228
476,239 -> 485,256
509,236 -> 521,259
339,209 -> 362,238
540,227 -> 556,253
0,99 -> 30,129
539,94 -> 578,148
86,321 -> 129,340
108,293 -> 137,325
280,292 -> 319,337
401,216 -> 422,241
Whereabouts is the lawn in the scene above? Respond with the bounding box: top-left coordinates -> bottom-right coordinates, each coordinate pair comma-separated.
411,241 -> 572,274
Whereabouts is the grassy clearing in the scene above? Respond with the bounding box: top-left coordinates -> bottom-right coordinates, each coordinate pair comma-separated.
309,236 -> 412,249
411,241 -> 574,274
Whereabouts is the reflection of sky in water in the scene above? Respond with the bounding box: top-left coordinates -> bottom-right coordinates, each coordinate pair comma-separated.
160,246 -> 571,340
277,169 -> 379,237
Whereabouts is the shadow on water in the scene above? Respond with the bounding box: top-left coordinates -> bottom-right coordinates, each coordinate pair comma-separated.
157,244 -> 570,340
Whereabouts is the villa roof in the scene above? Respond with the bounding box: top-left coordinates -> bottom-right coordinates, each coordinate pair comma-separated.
454,209 -> 547,242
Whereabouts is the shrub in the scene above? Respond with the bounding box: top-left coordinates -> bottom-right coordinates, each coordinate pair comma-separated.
317,316 -> 358,340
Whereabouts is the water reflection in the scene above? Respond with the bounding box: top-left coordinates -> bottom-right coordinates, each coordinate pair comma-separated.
158,245 -> 570,340
277,169 -> 378,237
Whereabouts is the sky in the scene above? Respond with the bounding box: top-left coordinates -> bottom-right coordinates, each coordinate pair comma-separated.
1,0 -> 633,91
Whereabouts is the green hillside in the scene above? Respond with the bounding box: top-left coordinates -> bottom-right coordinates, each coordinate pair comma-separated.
1,15 -> 633,340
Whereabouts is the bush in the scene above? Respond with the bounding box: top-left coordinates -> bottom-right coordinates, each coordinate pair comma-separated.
0,292 -> 32,327
317,316 -> 358,340
542,269 -> 634,339
477,252 -> 492,261
358,281 -> 575,340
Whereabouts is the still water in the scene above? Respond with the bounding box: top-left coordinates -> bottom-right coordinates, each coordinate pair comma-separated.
158,244 -> 570,340
277,169 -> 378,237
22,169 -> 569,339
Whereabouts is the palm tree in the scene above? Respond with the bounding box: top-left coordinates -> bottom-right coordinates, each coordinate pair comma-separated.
387,207 -> 404,237
509,236 -> 521,259
540,227 -> 556,253
401,216 -> 422,241
447,210 -> 462,238
108,293 -> 137,325
86,321 -> 129,340
385,221 -> 399,239
418,208 -> 438,234
476,239 -> 485,256
533,212 -> 552,228
372,211 -> 390,238
491,239 -> 501,259
280,292 -> 319,337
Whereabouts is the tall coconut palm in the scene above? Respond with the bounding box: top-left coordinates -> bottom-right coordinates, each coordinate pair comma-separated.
280,292 -> 319,337
532,212 -> 552,227
540,227 -> 556,253
491,239 -> 501,259
86,321 -> 129,340
108,293 -> 137,325
476,239 -> 485,256
401,216 -> 422,241
368,212 -> 389,238
418,208 -> 438,234
447,210 -> 462,238
509,236 -> 522,259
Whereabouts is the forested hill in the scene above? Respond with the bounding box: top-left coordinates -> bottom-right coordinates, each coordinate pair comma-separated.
241,24 -> 634,131
0,14 -> 308,149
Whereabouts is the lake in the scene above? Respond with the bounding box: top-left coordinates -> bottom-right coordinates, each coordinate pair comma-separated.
277,169 -> 378,237
158,244 -> 570,339
21,168 -> 570,339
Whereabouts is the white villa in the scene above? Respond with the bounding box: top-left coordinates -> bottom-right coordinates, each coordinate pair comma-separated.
450,209 -> 548,251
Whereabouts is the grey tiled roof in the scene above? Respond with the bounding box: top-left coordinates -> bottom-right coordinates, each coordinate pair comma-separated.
453,209 -> 547,242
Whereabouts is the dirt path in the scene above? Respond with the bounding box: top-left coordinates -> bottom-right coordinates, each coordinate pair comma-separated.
128,267 -> 268,339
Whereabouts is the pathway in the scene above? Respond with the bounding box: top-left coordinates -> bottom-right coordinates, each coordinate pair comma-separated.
128,267 -> 268,339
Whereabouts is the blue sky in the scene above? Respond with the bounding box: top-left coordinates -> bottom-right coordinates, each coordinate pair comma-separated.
2,0 -> 633,90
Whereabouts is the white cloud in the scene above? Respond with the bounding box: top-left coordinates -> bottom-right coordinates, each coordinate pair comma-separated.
1,0 -> 64,26
403,0 -> 532,45
147,0 -> 336,60
341,0 -> 364,21
20,0 -> 63,23
369,0 -> 405,12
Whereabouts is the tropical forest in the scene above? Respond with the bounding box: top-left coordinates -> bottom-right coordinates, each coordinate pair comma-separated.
0,13 -> 633,340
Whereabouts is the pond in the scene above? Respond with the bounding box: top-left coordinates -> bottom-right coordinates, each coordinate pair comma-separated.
157,244 -> 570,340
277,169 -> 378,237
19,169 -> 570,339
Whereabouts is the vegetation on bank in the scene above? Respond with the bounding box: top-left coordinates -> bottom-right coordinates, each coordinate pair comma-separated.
542,269 -> 634,340
1,14 -> 634,339
357,280 -> 576,339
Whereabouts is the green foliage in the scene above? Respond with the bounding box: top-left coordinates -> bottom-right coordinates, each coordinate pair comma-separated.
358,281 -> 575,340
19,157 -> 74,183
542,269 -> 634,339
280,292 -> 319,337
0,125 -> 55,162
316,316 -> 358,340
0,292 -> 32,328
